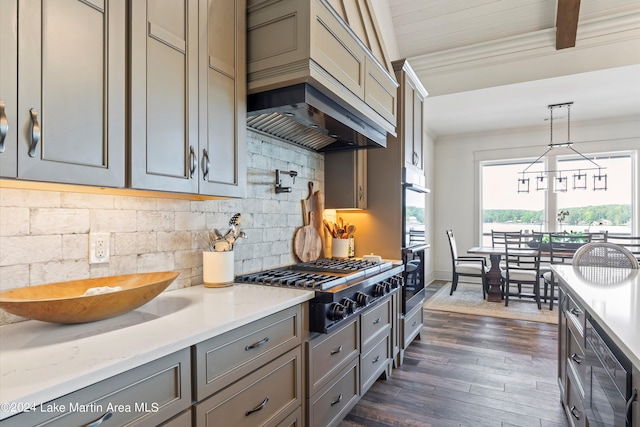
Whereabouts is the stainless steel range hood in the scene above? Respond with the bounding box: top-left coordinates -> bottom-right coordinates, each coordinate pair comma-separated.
247,83 -> 387,152
246,0 -> 398,152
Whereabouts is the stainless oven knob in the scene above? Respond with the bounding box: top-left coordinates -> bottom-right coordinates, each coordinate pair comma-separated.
373,283 -> 387,297
328,303 -> 347,321
340,298 -> 357,314
355,292 -> 371,307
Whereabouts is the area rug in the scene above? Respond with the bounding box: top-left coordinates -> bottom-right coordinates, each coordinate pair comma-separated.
424,282 -> 558,324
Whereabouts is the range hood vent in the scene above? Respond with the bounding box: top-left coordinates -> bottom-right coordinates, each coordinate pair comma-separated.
246,0 -> 398,153
247,84 -> 386,152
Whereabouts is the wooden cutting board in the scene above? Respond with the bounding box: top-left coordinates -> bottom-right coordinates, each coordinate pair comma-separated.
302,182 -> 325,257
294,212 -> 322,262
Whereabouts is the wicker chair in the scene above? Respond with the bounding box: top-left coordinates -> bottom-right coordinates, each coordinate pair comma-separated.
572,242 -> 639,269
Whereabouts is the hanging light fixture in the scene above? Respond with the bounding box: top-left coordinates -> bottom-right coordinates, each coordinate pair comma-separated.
518,102 -> 607,193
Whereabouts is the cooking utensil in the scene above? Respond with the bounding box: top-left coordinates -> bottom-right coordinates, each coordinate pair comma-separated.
294,212 -> 322,262
346,224 -> 356,238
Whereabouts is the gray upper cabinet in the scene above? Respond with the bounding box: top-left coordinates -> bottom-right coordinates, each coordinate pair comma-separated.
325,150 -> 367,210
0,0 -> 18,178
393,59 -> 427,175
198,0 -> 246,197
4,0 -> 126,186
129,0 -> 199,193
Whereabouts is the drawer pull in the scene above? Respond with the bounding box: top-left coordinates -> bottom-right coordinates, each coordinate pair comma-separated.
245,337 -> 269,351
570,406 -> 580,420
569,308 -> 581,316
330,345 -> 343,355
330,393 -> 343,406
245,397 -> 269,416
626,389 -> 637,426
373,317 -> 381,324
85,411 -> 113,427
412,321 -> 418,327
570,353 -> 582,364
372,355 -> 380,364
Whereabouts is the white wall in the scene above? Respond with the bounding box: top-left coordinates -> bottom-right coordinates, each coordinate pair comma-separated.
432,117 -> 640,281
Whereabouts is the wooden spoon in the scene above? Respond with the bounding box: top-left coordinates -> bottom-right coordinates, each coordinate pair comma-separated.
346,224 -> 356,238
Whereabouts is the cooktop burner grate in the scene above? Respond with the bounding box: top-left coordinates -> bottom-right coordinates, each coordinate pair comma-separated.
291,258 -> 386,273
235,270 -> 346,289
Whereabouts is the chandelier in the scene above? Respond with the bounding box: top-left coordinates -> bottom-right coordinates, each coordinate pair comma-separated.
518,102 -> 607,193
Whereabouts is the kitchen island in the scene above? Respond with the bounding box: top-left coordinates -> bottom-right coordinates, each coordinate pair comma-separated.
551,264 -> 639,427
0,284 -> 314,423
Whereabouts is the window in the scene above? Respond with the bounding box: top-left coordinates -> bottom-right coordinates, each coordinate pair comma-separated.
480,152 -> 635,245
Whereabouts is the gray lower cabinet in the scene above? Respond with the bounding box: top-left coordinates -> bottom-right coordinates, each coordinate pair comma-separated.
400,299 -> 423,365
1,0 -> 126,186
1,349 -> 191,427
360,295 -> 392,395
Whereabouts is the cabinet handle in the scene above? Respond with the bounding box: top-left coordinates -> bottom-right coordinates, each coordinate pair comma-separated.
28,108 -> 40,157
412,321 -> 418,327
412,151 -> 419,166
330,393 -> 343,406
189,145 -> 196,178
372,355 -> 380,364
0,101 -> 7,153
625,388 -> 637,426
359,185 -> 364,202
330,345 -> 343,355
569,308 -> 581,317
202,148 -> 210,180
373,317 -> 381,324
570,353 -> 582,364
245,337 -> 269,351
245,397 -> 269,416
570,406 -> 580,420
85,411 -> 113,427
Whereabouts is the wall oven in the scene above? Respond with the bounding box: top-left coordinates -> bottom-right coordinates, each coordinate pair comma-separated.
585,316 -> 638,426
401,178 -> 429,314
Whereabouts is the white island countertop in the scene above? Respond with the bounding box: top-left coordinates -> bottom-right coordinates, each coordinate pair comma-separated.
0,283 -> 314,420
551,264 -> 640,368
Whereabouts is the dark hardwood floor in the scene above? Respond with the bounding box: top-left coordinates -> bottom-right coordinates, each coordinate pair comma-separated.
340,282 -> 569,427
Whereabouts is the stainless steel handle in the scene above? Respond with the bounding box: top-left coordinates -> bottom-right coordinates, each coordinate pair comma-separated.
570,406 -> 580,420
372,355 -> 380,364
412,151 -> 419,166
0,101 -> 7,153
245,397 -> 268,416
202,148 -> 210,180
245,337 -> 269,351
85,411 -> 113,427
373,318 -> 381,324
330,345 -> 343,355
189,145 -> 196,178
626,389 -> 637,426
570,353 -> 582,364
330,393 -> 343,406
569,308 -> 581,316
412,321 -> 418,327
28,108 -> 40,157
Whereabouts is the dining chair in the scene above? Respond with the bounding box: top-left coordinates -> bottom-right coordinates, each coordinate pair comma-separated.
542,233 -> 590,310
585,231 -> 608,243
446,230 -> 489,298
501,245 -> 542,308
573,242 -> 639,269
491,230 -> 524,271
604,234 -> 640,260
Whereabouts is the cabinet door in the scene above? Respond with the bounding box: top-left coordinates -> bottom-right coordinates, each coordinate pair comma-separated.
198,0 -> 246,197
0,0 -> 17,177
16,0 -> 125,186
325,150 -> 367,209
130,0 -> 199,193
412,89 -> 424,171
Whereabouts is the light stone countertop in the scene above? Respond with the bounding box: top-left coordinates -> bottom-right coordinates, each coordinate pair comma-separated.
0,283 -> 314,420
551,264 -> 640,368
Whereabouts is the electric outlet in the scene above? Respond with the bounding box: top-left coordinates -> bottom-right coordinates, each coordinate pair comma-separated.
89,233 -> 110,264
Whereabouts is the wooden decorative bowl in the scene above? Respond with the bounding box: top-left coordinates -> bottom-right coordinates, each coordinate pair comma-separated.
0,271 -> 179,324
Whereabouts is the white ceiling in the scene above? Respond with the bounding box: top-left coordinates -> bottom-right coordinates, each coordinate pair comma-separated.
385,0 -> 640,136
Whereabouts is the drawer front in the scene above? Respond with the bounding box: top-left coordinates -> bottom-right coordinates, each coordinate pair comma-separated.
2,349 -> 191,427
307,316 -> 359,396
361,297 -> 391,350
567,328 -> 586,384
360,333 -> 390,394
565,293 -> 585,337
403,303 -> 423,348
277,407 -> 302,427
196,347 -> 302,427
565,368 -> 586,427
308,357 -> 359,427
195,305 -> 301,401
159,409 -> 192,426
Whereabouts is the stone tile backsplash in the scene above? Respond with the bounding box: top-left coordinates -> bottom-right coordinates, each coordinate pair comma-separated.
0,132 -> 323,325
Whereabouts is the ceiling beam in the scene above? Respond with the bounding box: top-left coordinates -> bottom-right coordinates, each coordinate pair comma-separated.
556,0 -> 581,49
